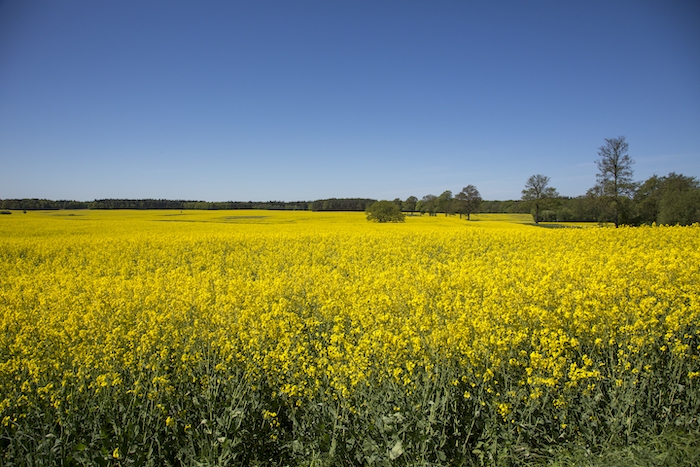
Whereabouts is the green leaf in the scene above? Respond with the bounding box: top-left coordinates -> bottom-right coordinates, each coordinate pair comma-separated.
389,439 -> 404,460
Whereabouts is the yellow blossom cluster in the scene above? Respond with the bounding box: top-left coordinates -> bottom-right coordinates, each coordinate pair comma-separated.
0,210 -> 698,464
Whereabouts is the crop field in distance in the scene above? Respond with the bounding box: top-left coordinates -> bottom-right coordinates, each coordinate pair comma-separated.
1,210 -> 699,466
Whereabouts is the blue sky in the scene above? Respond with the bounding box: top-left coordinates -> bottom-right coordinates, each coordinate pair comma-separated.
1,0 -> 699,201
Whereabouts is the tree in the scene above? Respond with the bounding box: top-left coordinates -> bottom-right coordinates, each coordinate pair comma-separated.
633,175 -> 663,224
402,196 -> 418,215
595,136 -> 636,227
417,195 -> 437,216
657,173 -> 700,225
455,185 -> 482,220
365,200 -> 405,223
436,190 -> 453,216
522,174 -> 559,224
634,173 -> 700,225
584,184 -> 608,223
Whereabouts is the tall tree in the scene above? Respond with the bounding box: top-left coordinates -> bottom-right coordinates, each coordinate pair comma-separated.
455,185 -> 482,220
522,175 -> 558,224
437,190 -> 453,216
402,196 -> 418,215
417,194 -> 437,216
595,136 -> 636,227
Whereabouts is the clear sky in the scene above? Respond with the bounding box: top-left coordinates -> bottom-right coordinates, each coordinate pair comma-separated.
1,0 -> 699,202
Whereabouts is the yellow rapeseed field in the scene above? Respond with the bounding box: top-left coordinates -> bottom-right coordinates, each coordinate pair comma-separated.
1,210 -> 698,465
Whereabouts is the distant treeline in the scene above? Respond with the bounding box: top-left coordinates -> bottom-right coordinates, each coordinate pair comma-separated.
3,173 -> 698,226
478,200 -> 530,214
308,198 -> 377,211
0,199 -> 310,211
478,197 -> 604,221
407,195 -> 603,221
0,198 -> 380,212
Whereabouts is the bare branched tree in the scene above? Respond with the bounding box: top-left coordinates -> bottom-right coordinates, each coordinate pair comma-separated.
595,136 -> 635,227
522,174 -> 559,224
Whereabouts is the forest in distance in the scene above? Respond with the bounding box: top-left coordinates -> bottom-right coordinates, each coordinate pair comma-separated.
3,170 -> 699,226
3,137 -> 700,226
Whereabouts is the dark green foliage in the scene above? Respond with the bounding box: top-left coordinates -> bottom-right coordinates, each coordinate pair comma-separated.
539,428 -> 700,467
437,191 -> 454,216
402,196 -> 418,214
4,342 -> 698,466
634,173 -> 700,226
455,185 -> 482,220
365,201 -> 406,223
0,199 -> 311,211
417,195 -> 438,216
479,200 -> 530,214
309,198 -> 377,211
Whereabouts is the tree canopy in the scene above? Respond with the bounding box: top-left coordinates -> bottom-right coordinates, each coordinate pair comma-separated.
455,185 -> 482,220
633,173 -> 700,225
402,196 -> 418,214
365,200 -> 406,223
522,175 -> 559,224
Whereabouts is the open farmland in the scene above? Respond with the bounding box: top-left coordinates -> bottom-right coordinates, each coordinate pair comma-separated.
1,211 -> 699,466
